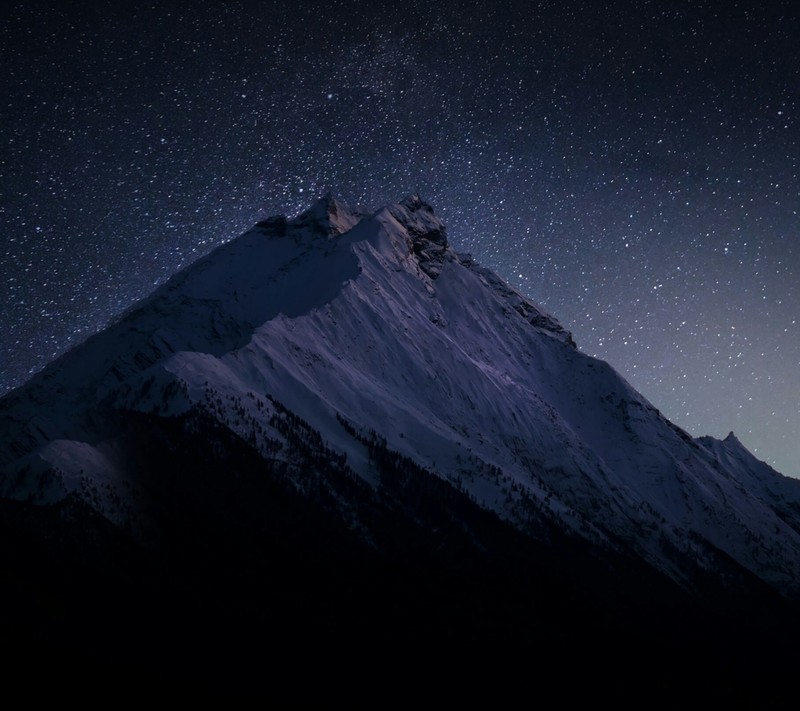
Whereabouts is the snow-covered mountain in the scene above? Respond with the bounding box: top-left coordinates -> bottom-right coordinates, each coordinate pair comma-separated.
7,193 -> 800,698
2,193 -> 800,602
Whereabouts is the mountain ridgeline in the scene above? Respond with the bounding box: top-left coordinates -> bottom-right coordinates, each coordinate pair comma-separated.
1,194 -> 799,700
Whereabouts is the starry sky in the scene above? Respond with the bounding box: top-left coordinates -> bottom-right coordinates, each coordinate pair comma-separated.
1,1 -> 798,477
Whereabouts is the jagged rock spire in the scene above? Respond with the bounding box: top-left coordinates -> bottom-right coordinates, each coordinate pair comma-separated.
389,194 -> 449,279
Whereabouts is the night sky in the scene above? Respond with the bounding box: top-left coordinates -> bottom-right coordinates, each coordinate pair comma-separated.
2,1 -> 798,477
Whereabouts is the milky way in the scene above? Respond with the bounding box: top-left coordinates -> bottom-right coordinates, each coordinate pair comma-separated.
2,1 -> 798,476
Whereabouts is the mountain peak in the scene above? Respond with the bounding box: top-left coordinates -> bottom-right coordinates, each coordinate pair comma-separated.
399,193 -> 434,213
291,192 -> 362,237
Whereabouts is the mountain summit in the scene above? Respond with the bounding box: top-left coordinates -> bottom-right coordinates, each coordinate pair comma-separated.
1,194 -> 799,697
285,192 -> 364,237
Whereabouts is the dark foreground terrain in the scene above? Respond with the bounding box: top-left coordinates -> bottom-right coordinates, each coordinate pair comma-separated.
1,410 -> 797,705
